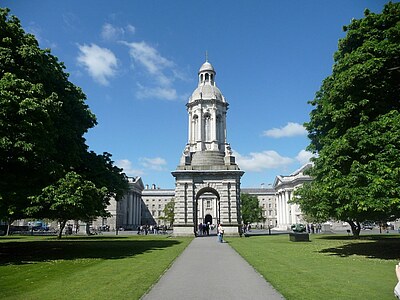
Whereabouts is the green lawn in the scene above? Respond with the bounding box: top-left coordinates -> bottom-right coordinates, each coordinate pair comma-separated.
0,235 -> 192,300
227,234 -> 400,300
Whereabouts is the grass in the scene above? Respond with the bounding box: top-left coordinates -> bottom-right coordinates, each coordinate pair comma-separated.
226,234 -> 400,300
0,235 -> 192,300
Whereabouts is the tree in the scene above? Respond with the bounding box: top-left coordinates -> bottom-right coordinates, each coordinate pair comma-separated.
27,172 -> 108,239
0,9 -> 128,232
293,3 -> 400,237
241,193 -> 264,225
78,151 -> 129,202
159,199 -> 175,228
0,8 -> 96,224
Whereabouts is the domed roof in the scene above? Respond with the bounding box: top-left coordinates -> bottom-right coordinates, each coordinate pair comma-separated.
189,84 -> 225,103
199,61 -> 215,73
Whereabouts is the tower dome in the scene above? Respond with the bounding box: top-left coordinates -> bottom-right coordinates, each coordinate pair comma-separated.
189,60 -> 225,103
199,61 -> 215,73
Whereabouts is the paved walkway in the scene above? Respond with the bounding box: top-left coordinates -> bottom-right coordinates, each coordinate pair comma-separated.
141,236 -> 285,300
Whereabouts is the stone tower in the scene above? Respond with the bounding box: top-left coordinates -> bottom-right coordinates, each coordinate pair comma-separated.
172,59 -> 244,236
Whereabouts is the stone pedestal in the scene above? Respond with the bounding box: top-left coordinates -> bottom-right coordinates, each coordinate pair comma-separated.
289,232 -> 310,242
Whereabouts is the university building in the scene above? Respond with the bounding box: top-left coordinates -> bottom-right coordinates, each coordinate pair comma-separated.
92,59 -> 312,234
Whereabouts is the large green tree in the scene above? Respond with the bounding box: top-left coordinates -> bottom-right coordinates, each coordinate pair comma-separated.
0,8 -> 128,229
28,172 -> 108,239
293,3 -> 400,237
241,193 -> 264,225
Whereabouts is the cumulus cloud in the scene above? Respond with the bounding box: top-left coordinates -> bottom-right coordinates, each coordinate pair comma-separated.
263,122 -> 307,138
101,23 -> 136,41
116,159 -> 144,176
126,41 -> 173,77
77,43 -> 118,85
140,157 -> 167,171
122,41 -> 183,100
234,150 -> 293,172
296,150 -> 316,165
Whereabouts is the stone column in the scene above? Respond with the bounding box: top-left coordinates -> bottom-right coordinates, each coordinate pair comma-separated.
284,190 -> 289,228
276,192 -> 280,228
188,111 -> 192,143
129,192 -> 133,227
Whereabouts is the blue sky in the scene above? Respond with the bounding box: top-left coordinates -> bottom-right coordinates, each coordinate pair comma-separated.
4,1 -> 388,188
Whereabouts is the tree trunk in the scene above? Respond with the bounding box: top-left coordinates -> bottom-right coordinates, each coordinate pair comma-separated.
86,223 -> 91,235
348,220 -> 361,238
6,219 -> 14,236
58,220 -> 67,239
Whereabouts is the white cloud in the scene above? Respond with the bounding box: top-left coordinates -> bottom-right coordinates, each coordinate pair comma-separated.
234,150 -> 293,172
126,24 -> 136,34
122,41 -> 184,100
77,43 -> 118,85
101,23 -> 125,41
263,122 -> 307,138
296,150 -> 315,165
116,159 -> 144,176
125,41 -> 173,77
101,23 -> 136,41
136,84 -> 177,101
140,157 -> 167,171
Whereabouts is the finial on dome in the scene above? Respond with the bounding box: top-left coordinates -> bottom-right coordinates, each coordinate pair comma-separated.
205,50 -> 208,62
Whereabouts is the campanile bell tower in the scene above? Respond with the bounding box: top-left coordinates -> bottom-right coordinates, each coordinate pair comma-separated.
172,59 -> 244,236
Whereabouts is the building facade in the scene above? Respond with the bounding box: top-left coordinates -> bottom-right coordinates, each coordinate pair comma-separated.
241,187 -> 277,228
273,163 -> 312,230
141,185 -> 175,226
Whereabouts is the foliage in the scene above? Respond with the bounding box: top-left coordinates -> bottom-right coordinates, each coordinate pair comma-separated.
240,193 -> 264,224
294,3 -> 400,237
27,172 -> 108,238
0,8 -> 96,221
0,8 -> 128,228
77,151 -> 129,202
159,199 -> 175,228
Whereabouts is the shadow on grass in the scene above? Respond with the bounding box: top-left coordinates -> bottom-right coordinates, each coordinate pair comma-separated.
318,235 -> 400,260
0,237 -> 182,265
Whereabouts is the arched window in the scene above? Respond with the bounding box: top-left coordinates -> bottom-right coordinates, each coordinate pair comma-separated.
216,114 -> 222,143
204,113 -> 211,142
193,114 -> 198,141
200,74 -> 203,82
205,73 -> 209,81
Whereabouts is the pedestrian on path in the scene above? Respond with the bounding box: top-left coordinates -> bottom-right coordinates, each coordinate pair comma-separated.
395,262 -> 400,298
217,223 -> 224,243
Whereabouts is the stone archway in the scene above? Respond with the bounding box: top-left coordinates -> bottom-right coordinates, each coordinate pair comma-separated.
172,170 -> 244,236
195,187 -> 220,234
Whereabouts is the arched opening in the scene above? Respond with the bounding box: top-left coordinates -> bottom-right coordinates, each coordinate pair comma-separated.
205,73 -> 209,81
204,214 -> 212,225
194,187 -> 220,236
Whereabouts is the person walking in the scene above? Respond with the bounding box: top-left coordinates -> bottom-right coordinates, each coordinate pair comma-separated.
395,262 -> 400,298
217,223 -> 224,243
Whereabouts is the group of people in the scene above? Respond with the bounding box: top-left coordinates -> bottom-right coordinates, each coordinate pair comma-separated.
198,222 -> 213,236
137,224 -> 167,235
307,223 -> 322,234
197,222 -> 224,243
